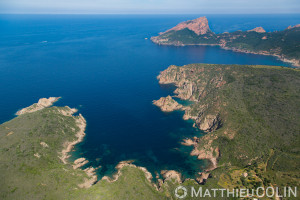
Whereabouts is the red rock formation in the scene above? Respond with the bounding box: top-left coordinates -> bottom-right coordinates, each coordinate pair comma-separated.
248,27 -> 266,33
161,16 -> 211,35
287,24 -> 300,29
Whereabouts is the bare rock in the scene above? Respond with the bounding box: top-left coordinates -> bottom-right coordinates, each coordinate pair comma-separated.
287,24 -> 300,29
73,157 -> 89,169
161,170 -> 182,183
197,114 -> 221,132
248,27 -> 266,33
153,96 -> 183,112
16,97 -> 60,115
161,16 -> 211,35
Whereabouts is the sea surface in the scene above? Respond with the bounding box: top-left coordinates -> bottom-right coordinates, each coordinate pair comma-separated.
0,14 -> 299,179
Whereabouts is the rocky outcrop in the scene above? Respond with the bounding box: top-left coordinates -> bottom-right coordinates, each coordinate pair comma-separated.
16,97 -> 60,115
56,107 -> 98,188
78,167 -> 98,188
248,27 -> 266,33
191,144 -> 219,172
196,114 -> 221,132
161,170 -> 182,183
73,158 -> 89,169
155,64 -> 225,175
161,16 -> 211,35
157,65 -> 179,84
196,172 -> 210,184
287,24 -> 300,29
174,81 -> 196,100
152,17 -> 300,68
59,111 -> 86,164
181,137 -> 198,146
153,96 -> 183,112
156,65 -> 223,132
101,161 -> 157,189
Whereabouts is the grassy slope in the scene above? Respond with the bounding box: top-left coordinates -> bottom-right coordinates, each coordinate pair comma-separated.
160,64 -> 300,198
0,107 -> 165,200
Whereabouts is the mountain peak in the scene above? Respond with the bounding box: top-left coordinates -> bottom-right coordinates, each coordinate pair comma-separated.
161,16 -> 211,35
248,27 -> 266,33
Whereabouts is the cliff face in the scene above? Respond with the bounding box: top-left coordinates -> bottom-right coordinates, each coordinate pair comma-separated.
161,16 -> 211,35
155,63 -> 300,190
156,64 -> 224,132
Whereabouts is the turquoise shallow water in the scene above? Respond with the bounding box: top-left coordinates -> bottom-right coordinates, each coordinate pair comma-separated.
0,14 -> 299,179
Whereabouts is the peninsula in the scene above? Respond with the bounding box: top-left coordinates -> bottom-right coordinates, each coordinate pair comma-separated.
0,98 -> 167,199
151,17 -> 300,67
154,63 -> 300,195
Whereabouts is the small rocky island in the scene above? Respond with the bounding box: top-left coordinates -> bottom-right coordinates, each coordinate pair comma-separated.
151,16 -> 300,67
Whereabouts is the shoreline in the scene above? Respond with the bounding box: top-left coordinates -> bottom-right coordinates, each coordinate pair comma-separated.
16,97 -> 61,115
150,39 -> 300,68
57,106 -> 98,188
154,66 -> 222,181
153,94 -> 219,181
59,111 -> 86,164
101,161 -> 160,190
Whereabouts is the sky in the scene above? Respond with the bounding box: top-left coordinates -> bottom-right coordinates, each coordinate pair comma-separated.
0,0 -> 299,14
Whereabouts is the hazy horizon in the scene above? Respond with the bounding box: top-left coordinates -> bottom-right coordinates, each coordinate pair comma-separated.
0,0 -> 299,14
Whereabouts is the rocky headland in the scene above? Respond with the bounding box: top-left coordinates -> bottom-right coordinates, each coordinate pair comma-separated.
17,97 -> 98,189
153,95 -> 183,112
151,16 -> 300,67
160,16 -> 212,36
154,65 -> 226,181
16,97 -> 61,115
154,63 -> 300,190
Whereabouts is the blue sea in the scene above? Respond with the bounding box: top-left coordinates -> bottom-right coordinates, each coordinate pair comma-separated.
0,14 -> 299,179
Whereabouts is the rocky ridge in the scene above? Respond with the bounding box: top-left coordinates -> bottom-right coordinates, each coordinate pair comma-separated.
161,16 -> 211,35
248,27 -> 266,33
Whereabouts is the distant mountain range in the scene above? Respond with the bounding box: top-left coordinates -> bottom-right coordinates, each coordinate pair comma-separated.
151,16 -> 300,67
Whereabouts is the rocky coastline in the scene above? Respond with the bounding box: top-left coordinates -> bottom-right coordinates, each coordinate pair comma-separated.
16,97 -> 98,188
153,95 -> 183,112
57,107 -> 98,188
221,46 -> 300,67
151,40 -> 300,67
153,65 -> 225,183
16,97 -> 61,115
151,16 -> 300,68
